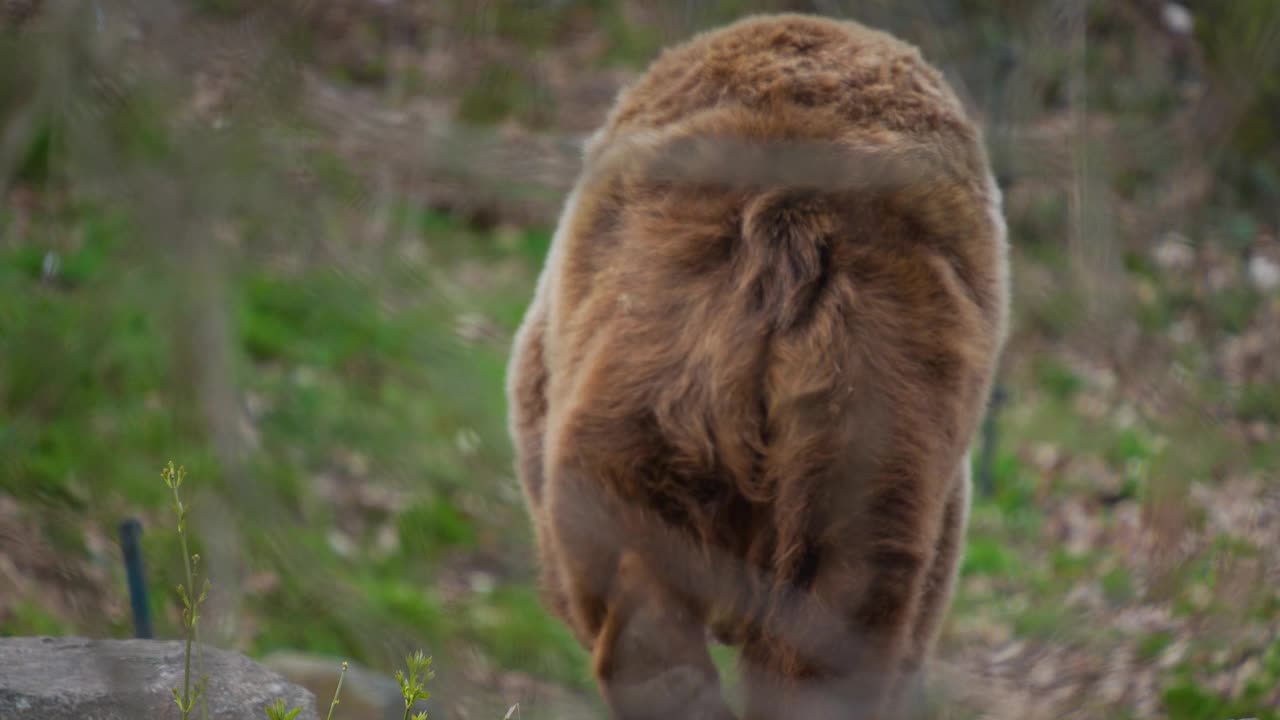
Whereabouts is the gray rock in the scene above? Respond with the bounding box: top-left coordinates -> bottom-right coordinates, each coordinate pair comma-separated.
0,636 -> 317,720
262,651 -> 446,720
262,651 -> 401,720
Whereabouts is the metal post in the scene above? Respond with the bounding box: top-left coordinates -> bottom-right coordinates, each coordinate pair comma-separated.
118,518 -> 153,639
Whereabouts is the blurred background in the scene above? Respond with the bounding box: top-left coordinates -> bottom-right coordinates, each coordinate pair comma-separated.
1,1 -> 1278,718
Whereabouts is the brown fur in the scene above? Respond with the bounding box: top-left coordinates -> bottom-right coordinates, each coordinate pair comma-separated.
506,14 -> 1008,720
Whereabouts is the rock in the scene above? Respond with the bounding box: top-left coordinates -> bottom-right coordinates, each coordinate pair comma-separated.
264,651 -> 603,720
262,652 -> 397,720
0,637 -> 317,720
261,652 -> 443,720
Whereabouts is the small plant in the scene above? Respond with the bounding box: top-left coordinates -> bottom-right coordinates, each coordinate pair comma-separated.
163,461 -> 211,720
160,460 -> 435,720
263,698 -> 304,720
265,654 -> 434,720
395,650 -> 435,720
326,660 -> 350,720
262,659 -> 345,720
263,658 -> 346,719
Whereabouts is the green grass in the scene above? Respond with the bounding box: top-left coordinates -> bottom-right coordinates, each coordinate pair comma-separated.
1032,358 -> 1083,402
0,194 -> 558,684
465,585 -> 592,689
1137,631 -> 1175,662
1238,382 -> 1280,423
960,535 -> 1016,577
1100,566 -> 1136,605
1162,646 -> 1280,720
1,600 -> 68,637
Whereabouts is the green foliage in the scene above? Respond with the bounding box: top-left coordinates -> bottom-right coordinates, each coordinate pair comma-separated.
12,118 -> 63,185
237,271 -> 401,367
1205,285 -> 1260,336
0,189 -> 544,670
1,600 -> 68,637
1100,567 -> 1136,605
1050,549 -> 1092,582
1033,358 -> 1083,402
361,581 -> 447,643
264,698 -> 304,720
1237,383 -> 1280,423
397,498 -> 478,559
597,5 -> 662,66
0,205 -> 209,512
250,586 -> 367,662
1137,631 -> 1174,662
1163,659 -> 1280,720
1010,604 -> 1074,641
395,650 -> 434,720
1104,428 -> 1155,468
960,536 -> 1015,577
466,586 -> 592,690
1136,285 -> 1196,333
986,451 -> 1037,523
1162,682 -> 1224,720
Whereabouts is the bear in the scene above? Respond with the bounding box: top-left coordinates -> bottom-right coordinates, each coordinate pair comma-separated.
506,13 -> 1008,720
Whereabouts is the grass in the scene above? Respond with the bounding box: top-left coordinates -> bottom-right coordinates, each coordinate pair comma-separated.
0,193 -> 584,686
4,600 -> 65,636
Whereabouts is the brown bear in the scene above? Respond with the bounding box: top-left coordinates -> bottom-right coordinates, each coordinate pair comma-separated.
506,13 -> 1008,720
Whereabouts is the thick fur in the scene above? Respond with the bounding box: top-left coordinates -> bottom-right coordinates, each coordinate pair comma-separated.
506,14 -> 1008,720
